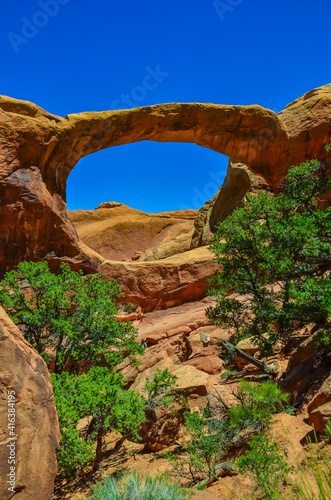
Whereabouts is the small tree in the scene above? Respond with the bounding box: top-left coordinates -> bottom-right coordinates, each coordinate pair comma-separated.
207,158 -> 331,358
165,381 -> 288,484
0,261 -> 143,373
145,368 -> 188,412
52,367 -> 146,475
237,435 -> 290,500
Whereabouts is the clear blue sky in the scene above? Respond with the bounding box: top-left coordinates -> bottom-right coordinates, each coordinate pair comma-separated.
1,0 -> 330,212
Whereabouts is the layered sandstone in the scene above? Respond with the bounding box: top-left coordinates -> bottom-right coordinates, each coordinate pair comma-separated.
68,204 -> 197,262
191,159 -> 271,247
101,246 -> 218,311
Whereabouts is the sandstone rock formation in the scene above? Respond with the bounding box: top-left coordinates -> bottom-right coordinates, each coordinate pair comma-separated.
308,374 -> 331,414
307,374 -> 331,432
0,85 -> 330,309
140,407 -> 186,452
278,85 -> 331,169
101,246 -> 218,312
190,159 -> 271,248
309,403 -> 331,433
68,204 -> 197,262
133,297 -> 215,345
114,298 -> 228,451
119,298 -> 226,383
0,307 -> 60,500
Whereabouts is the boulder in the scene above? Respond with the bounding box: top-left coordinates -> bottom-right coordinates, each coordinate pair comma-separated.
189,326 -> 229,349
0,308 -> 60,500
120,334 -> 193,385
234,334 -> 283,370
183,354 -> 225,375
287,332 -> 319,371
139,229 -> 195,262
100,246 -> 218,312
141,408 -> 186,452
96,201 -> 122,209
116,306 -> 144,322
308,374 -> 331,414
208,382 -> 240,409
171,365 -> 212,397
191,159 -> 270,248
134,298 -> 215,344
119,301 -> 225,385
279,353 -> 331,405
234,337 -> 261,370
130,363 -> 212,399
309,403 -> 331,433
129,359 -> 177,398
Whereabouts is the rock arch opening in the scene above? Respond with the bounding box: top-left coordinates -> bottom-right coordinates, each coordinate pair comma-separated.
66,141 -> 229,214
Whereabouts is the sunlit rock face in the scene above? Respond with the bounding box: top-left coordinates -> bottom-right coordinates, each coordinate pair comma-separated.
0,307 -> 60,500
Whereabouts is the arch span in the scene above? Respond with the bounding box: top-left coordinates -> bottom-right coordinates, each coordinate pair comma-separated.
48,102 -> 289,198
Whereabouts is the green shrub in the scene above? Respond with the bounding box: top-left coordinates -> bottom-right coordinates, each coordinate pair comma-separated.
116,302 -> 137,313
0,261 -> 143,373
237,435 -> 289,500
207,158 -> 331,354
52,367 -> 146,477
227,380 -> 289,434
55,428 -> 94,479
165,381 -> 288,484
313,329 -> 331,347
324,420 -> 331,440
145,368 -> 188,412
89,472 -> 193,500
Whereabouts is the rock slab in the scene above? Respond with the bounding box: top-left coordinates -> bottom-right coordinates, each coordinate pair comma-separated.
0,308 -> 60,500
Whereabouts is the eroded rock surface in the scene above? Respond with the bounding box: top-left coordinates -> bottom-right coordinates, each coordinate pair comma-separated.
101,246 -> 218,311
191,159 -> 271,247
0,307 -> 60,500
68,204 -> 197,262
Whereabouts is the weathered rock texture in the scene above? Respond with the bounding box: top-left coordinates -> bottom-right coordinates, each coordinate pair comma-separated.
191,159 -> 271,247
307,374 -> 331,432
68,204 -> 197,262
101,246 -> 218,312
118,298 -> 227,388
0,307 -> 60,500
0,85 -> 330,305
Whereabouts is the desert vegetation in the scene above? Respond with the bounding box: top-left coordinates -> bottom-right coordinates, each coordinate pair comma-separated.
207,157 -> 331,358
0,262 -> 143,373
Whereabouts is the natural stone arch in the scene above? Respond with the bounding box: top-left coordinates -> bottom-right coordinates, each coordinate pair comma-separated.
48,102 -> 289,198
0,84 -> 330,309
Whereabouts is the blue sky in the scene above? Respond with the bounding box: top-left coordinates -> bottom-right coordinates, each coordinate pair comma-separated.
1,0 -> 330,212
